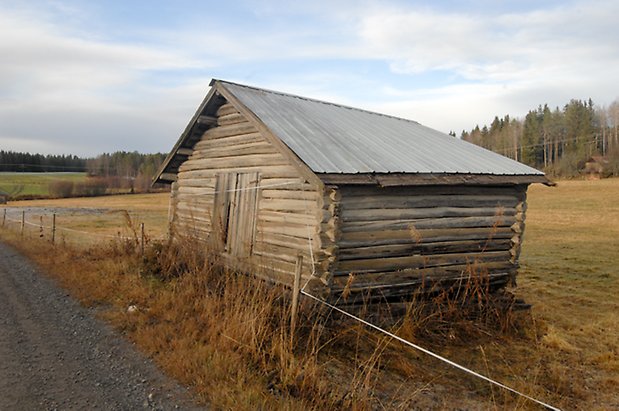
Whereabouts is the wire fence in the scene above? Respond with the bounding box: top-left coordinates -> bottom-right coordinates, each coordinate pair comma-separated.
0,207 -> 166,252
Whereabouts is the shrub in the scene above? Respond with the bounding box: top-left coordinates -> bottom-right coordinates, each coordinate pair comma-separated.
74,178 -> 107,197
49,180 -> 75,198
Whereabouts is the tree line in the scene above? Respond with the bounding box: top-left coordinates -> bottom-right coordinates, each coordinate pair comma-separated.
0,151 -> 86,172
85,151 -> 167,192
461,98 -> 619,177
1,150 -> 168,194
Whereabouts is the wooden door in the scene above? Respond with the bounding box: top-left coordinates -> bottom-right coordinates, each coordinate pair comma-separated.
212,172 -> 260,257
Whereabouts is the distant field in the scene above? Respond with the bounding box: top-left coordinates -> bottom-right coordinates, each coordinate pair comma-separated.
2,193 -> 169,244
0,172 -> 87,198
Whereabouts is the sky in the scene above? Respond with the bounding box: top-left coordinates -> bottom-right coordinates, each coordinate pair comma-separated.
1,0 -> 618,156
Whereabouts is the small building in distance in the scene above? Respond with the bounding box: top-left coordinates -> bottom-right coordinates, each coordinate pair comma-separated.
583,156 -> 609,180
155,79 -> 550,303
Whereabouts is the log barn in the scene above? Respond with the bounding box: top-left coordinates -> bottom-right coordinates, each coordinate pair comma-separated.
154,79 -> 549,302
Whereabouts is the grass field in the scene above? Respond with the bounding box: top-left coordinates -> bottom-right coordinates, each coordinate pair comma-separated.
1,178 -> 618,409
2,193 -> 169,243
516,179 -> 619,406
0,172 -> 87,198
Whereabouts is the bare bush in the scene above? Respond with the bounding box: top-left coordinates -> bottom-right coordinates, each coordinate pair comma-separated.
49,180 -> 75,198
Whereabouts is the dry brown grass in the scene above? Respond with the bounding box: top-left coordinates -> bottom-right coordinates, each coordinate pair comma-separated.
2,179 -> 618,409
0,226 -> 527,409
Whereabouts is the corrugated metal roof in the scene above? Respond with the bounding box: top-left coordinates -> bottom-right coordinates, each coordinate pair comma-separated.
220,81 -> 543,176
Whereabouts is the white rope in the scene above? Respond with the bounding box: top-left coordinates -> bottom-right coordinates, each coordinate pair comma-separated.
300,290 -> 562,411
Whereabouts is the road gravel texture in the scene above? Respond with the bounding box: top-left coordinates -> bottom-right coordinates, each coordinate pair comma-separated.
0,241 -> 204,410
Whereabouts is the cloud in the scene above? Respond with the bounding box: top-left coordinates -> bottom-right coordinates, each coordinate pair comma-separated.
0,5 -> 216,155
0,9 -> 206,99
356,1 -> 619,82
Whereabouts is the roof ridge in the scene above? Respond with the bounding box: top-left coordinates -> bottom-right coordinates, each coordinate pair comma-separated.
212,78 -> 421,126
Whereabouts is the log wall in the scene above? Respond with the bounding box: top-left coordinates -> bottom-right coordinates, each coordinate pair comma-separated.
171,102 -> 323,286
331,184 -> 529,299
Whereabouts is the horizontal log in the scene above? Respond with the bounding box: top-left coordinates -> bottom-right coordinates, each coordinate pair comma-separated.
341,216 -> 515,233
197,115 -> 217,126
176,147 -> 194,156
341,224 -> 514,243
216,103 -> 238,117
339,227 -> 514,248
176,198 -> 213,208
179,154 -> 289,171
255,232 -> 321,251
259,210 -> 317,226
176,197 -> 215,207
340,195 -> 519,210
339,185 -> 523,197
175,208 -> 213,221
159,172 -> 177,182
335,250 -> 511,274
217,112 -> 246,126
177,186 -> 216,195
175,178 -> 216,188
331,261 -> 516,285
179,165 -> 300,180
193,143 -> 277,160
202,122 -> 258,140
257,178 -> 308,190
341,206 -> 516,222
257,221 -> 316,239
259,198 -> 318,212
252,241 -> 315,260
338,239 -> 512,260
329,271 -> 514,301
194,132 -> 263,149
261,189 -> 319,201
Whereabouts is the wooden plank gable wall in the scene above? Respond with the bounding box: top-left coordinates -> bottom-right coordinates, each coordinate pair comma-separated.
169,102 -> 328,286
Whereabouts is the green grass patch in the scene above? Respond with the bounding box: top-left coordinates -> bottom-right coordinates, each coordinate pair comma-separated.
0,172 -> 87,198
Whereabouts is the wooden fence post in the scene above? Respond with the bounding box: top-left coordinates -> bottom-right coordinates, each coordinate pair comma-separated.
20,210 -> 25,237
2,209 -> 5,228
140,222 -> 145,257
290,254 -> 303,344
52,213 -> 56,244
39,215 -> 43,238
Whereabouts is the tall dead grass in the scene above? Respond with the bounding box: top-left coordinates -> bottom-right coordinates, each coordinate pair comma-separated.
0,226 -> 543,409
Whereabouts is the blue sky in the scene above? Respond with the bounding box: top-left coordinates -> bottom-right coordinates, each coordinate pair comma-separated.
1,0 -> 617,156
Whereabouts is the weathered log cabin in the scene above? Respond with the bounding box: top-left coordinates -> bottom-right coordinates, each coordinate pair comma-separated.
154,79 -> 549,302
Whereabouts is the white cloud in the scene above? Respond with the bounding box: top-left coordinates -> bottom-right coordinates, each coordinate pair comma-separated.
356,1 -> 619,82
348,0 -> 619,132
0,5 -> 216,155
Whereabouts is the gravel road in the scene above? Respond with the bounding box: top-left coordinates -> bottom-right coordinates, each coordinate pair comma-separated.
0,241 -> 204,410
